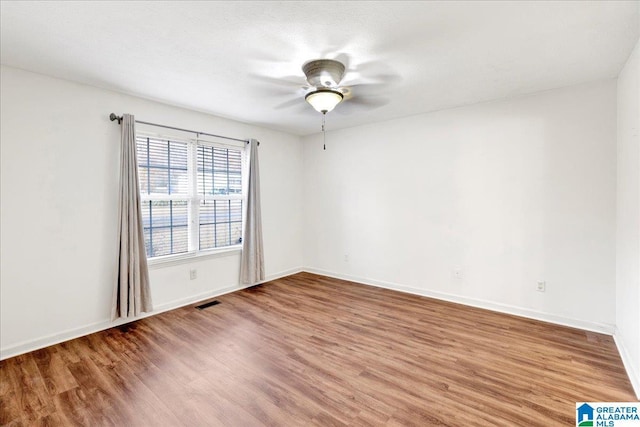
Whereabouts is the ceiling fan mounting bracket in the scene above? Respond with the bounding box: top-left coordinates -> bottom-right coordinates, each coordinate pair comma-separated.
302,59 -> 346,88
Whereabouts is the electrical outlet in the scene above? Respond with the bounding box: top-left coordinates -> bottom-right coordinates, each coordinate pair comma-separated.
344,254 -> 349,262
537,281 -> 546,292
190,269 -> 197,280
453,268 -> 463,279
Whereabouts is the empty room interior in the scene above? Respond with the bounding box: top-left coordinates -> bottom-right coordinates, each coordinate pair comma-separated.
1,1 -> 639,425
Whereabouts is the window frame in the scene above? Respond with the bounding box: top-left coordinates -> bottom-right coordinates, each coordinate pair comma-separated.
136,131 -> 246,266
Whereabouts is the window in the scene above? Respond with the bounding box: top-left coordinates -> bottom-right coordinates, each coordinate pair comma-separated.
136,135 -> 243,260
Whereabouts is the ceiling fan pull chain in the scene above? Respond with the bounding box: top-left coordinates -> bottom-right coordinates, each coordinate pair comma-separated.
322,113 -> 326,151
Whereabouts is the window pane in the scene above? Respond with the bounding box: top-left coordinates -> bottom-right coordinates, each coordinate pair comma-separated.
197,145 -> 242,196
149,194 -> 171,227
143,228 -> 151,256
141,201 -> 152,229
199,223 -> 215,251
197,145 -> 213,196
170,169 -> 188,195
148,142 -> 168,167
229,175 -> 242,194
229,200 -> 242,222
215,200 -> 230,223
228,199 -> 242,245
141,200 -> 189,258
199,201 -> 215,225
228,150 -> 242,194
138,167 -> 149,194
172,225 -> 188,254
137,137 -> 188,195
151,228 -> 172,258
215,223 -> 230,247
148,166 -> 169,194
169,141 -> 188,168
230,222 -> 242,246
214,172 -> 228,195
198,199 -> 242,250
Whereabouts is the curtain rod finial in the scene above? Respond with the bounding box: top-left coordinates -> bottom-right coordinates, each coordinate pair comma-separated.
109,113 -> 122,124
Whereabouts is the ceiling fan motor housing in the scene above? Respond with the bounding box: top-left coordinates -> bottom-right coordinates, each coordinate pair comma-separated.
302,59 -> 346,88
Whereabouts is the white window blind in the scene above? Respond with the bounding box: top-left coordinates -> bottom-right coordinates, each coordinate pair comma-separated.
136,135 -> 243,260
196,144 -> 243,250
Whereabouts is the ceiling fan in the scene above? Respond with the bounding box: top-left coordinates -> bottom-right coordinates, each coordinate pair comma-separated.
252,54 -> 394,116
251,55 -> 397,148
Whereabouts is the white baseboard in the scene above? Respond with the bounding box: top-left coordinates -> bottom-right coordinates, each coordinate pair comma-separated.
0,267 -> 304,361
258,267 -> 304,285
303,268 -> 616,335
613,330 -> 640,399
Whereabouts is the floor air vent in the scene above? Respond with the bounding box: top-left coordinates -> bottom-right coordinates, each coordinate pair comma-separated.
195,300 -> 220,310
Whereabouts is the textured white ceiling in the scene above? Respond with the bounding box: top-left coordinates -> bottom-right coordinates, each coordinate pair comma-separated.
1,1 -> 638,135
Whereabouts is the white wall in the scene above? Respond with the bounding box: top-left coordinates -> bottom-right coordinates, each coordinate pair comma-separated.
303,80 -> 618,332
615,38 -> 640,397
0,65 -> 304,358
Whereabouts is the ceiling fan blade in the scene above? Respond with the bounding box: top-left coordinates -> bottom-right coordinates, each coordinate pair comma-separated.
330,52 -> 351,74
248,73 -> 309,89
340,82 -> 388,100
261,85 -> 298,96
334,100 -> 363,115
336,95 -> 389,115
348,96 -> 389,107
274,98 -> 305,110
343,60 -> 403,87
356,60 -> 400,76
293,102 -> 317,115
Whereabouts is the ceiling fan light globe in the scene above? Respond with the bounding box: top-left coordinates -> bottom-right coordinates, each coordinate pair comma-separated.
305,89 -> 343,113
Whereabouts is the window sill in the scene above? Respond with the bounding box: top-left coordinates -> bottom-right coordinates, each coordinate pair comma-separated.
147,246 -> 242,269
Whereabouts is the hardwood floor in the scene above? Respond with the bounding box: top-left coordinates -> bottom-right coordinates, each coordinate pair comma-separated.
1,272 -> 636,426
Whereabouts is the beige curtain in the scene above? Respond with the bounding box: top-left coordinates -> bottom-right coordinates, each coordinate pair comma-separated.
112,114 -> 153,320
240,139 -> 265,284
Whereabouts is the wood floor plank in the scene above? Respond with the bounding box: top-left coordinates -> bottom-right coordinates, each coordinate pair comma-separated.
2,355 -> 54,424
51,388 -> 93,427
31,349 -> 78,397
0,272 -> 636,426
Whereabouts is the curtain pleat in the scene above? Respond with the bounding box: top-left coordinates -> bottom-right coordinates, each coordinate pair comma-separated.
112,114 -> 153,320
240,139 -> 265,284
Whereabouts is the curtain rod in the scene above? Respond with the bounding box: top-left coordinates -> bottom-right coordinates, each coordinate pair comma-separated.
109,113 -> 251,144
